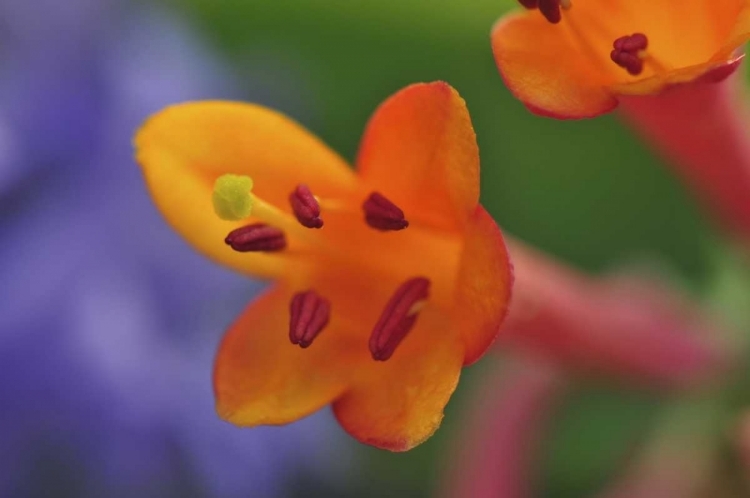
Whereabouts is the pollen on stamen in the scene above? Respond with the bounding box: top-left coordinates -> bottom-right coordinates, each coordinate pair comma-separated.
362,192 -> 409,231
610,33 -> 649,76
369,277 -> 430,361
224,223 -> 286,252
289,184 -> 324,229
213,174 -> 254,221
289,290 -> 331,348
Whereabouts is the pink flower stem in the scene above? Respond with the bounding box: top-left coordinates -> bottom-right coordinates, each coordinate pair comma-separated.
618,73 -> 750,240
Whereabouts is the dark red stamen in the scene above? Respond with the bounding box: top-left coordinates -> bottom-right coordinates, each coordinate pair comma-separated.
289,290 -> 331,348
369,277 -> 430,361
518,0 -> 563,23
610,33 -> 648,76
289,184 -> 323,229
538,0 -> 562,23
362,192 -> 409,231
224,223 -> 286,252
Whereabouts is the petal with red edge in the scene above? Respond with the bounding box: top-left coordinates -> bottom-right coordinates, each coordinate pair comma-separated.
135,101 -> 357,278
332,308 -> 464,451
356,82 -> 480,230
454,206 -> 513,365
214,284 -> 362,426
612,56 -> 745,96
718,2 -> 750,60
491,13 -> 618,119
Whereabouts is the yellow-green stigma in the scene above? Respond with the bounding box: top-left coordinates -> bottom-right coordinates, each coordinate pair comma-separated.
213,174 -> 254,221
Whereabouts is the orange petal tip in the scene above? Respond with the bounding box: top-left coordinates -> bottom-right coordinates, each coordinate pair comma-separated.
455,206 -> 514,365
490,13 -> 618,119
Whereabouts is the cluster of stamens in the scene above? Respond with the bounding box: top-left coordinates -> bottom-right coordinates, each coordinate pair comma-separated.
610,33 -> 649,75
213,175 -> 429,360
518,0 -> 572,24
516,1 -> 657,78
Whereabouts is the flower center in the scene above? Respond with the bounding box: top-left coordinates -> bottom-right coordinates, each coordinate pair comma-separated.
517,1 -> 672,78
211,174 -> 441,360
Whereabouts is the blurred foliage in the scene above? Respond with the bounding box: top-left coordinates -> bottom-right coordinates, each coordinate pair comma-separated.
536,386 -> 659,498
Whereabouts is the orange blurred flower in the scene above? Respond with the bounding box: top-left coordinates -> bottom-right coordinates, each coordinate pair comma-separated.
134,82 -> 513,451
492,0 -> 750,118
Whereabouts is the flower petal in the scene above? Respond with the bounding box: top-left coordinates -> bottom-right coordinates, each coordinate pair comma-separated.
455,206 -> 513,365
135,101 -> 357,278
491,13 -> 617,119
332,307 -> 464,451
719,2 -> 750,60
578,0 -> 742,68
214,284 -> 362,426
356,82 -> 480,230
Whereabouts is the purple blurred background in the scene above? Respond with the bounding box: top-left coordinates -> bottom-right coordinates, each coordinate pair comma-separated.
0,1 -> 351,496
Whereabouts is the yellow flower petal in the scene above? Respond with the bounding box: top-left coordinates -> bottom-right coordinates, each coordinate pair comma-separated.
135,101 -> 358,278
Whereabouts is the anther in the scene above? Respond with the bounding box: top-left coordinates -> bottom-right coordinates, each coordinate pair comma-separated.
369,277 -> 430,361
362,192 -> 409,231
289,290 -> 331,348
224,223 -> 287,252
289,184 -> 324,229
610,33 -> 649,76
518,0 -> 570,24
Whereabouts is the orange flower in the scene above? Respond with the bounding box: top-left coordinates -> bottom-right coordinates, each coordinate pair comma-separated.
134,82 -> 513,451
492,0 -> 750,118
